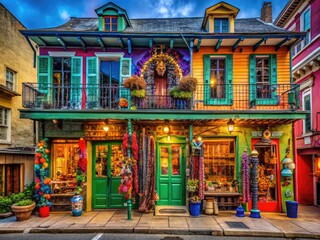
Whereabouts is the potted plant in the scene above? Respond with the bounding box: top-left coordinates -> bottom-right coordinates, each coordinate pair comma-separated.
170,75 -> 197,109
187,179 -> 202,217
34,139 -> 52,217
11,199 -> 35,221
123,75 -> 147,108
0,196 -> 13,218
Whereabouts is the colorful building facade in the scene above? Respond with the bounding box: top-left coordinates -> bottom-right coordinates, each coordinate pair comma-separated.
21,1 -> 306,212
275,0 -> 320,206
0,3 -> 37,196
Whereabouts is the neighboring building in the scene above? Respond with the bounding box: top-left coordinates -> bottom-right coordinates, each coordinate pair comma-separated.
275,0 -> 320,207
20,1 -> 306,212
0,3 -> 37,195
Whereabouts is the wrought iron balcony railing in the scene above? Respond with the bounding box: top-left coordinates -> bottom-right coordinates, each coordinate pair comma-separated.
22,83 -> 300,111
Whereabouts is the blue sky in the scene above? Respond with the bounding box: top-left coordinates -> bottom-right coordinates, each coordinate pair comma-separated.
0,0 -> 288,29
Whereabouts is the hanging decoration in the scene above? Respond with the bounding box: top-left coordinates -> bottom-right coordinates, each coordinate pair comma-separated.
119,157 -> 133,200
242,150 -> 250,203
76,138 -> 87,194
34,138 -> 52,207
191,139 -> 205,200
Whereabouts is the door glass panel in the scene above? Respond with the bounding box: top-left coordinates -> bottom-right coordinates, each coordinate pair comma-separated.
95,145 -> 108,178
255,144 -> 277,202
110,144 -> 123,177
160,146 -> 169,175
172,145 -> 180,175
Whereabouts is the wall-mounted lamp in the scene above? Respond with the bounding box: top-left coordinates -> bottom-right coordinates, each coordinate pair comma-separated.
196,136 -> 202,142
103,120 -> 109,132
52,119 -> 62,129
163,126 -> 170,134
167,135 -> 171,141
281,141 -> 295,178
227,119 -> 235,133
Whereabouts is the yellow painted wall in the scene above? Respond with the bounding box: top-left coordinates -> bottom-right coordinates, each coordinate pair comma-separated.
192,46 -> 291,111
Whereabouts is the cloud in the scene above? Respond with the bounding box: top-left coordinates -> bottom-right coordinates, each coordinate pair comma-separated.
155,0 -> 195,18
59,9 -> 70,21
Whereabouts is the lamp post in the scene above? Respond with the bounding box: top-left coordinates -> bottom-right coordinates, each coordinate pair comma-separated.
250,149 -> 261,218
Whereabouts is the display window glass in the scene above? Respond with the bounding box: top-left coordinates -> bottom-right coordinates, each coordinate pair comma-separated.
52,140 -> 80,181
255,144 -> 278,202
203,139 -> 235,190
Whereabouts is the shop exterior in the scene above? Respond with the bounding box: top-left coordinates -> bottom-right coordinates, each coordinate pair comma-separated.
20,2 -> 306,213
275,0 -> 320,206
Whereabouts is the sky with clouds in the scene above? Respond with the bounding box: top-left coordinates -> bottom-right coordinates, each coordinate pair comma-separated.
0,0 -> 288,29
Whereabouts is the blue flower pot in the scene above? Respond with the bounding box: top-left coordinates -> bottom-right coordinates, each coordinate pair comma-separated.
189,202 -> 201,217
71,195 -> 83,217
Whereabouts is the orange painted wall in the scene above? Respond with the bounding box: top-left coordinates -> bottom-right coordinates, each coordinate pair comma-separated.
192,46 -> 291,111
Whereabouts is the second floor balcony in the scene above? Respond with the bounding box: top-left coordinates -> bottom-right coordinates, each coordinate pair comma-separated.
22,83 -> 300,112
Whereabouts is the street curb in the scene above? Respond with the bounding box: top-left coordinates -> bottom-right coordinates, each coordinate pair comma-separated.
224,229 -> 284,237
0,229 -> 24,234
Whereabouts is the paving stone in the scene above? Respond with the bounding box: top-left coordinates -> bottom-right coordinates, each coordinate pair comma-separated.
268,219 -> 314,238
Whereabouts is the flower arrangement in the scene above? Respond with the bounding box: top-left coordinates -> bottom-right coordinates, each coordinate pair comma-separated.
170,75 -> 198,99
119,98 -> 128,108
118,157 -> 133,200
187,179 -> 201,203
76,138 -> 87,195
34,139 -> 52,207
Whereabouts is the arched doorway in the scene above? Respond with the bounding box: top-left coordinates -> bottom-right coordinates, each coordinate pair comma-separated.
140,52 -> 183,108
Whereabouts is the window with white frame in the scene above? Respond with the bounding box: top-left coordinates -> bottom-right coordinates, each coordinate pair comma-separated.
6,68 -> 16,91
302,91 -> 311,133
0,108 -> 10,143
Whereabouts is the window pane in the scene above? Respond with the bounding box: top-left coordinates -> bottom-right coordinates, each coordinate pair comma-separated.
304,94 -> 311,132
112,25 -> 117,31
53,57 -> 62,70
214,18 -> 228,33
105,24 -> 111,31
112,18 -> 117,24
210,58 -> 226,99
110,145 -> 123,177
63,57 -> 71,71
172,145 -> 180,175
304,9 -> 310,31
160,147 -> 169,175
95,145 -> 108,178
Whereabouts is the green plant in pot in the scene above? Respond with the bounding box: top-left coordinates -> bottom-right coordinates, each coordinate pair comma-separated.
187,179 -> 201,217
170,75 -> 197,109
11,199 -> 35,221
123,75 -> 147,98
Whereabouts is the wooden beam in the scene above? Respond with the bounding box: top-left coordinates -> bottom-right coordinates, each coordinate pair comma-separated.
253,37 -> 267,52
170,39 -> 174,49
77,36 -> 87,52
196,38 -> 202,52
118,37 -> 124,49
232,37 -> 244,52
36,36 -> 47,46
287,37 -> 301,50
127,38 -> 132,55
57,36 -> 67,50
190,39 -> 194,50
275,37 -> 291,51
148,38 -> 153,48
97,37 -> 105,51
215,38 -> 222,52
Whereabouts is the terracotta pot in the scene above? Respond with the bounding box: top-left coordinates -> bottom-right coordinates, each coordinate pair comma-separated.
11,202 -> 36,221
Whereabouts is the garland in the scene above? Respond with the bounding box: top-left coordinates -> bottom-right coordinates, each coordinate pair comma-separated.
34,139 -> 52,207
242,150 -> 250,203
118,157 -> 133,200
76,138 -> 87,194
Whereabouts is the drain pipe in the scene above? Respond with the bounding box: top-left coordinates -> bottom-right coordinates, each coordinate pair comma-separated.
24,36 -> 37,68
181,33 -> 194,76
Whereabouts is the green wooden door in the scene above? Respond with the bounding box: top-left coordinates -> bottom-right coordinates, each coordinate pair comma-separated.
157,143 -> 186,206
92,142 -> 124,209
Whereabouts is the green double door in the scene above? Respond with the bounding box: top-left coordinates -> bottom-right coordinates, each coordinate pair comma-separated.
92,142 -> 124,209
157,143 -> 186,206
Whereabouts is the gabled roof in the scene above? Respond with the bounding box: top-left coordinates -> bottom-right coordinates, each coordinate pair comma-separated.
274,0 -> 302,27
95,2 -> 132,27
29,17 -> 287,33
202,1 -> 240,28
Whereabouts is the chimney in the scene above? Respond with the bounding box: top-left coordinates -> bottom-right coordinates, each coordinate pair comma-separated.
260,1 -> 272,23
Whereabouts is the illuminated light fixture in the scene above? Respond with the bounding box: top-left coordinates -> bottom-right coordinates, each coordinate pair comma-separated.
52,119 -> 59,124
197,136 -> 202,142
103,125 -> 109,132
163,126 -> 170,134
103,119 -> 110,132
227,119 -> 235,133
167,135 -> 171,141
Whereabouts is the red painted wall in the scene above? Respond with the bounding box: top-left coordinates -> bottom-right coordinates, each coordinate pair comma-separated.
296,154 -> 314,205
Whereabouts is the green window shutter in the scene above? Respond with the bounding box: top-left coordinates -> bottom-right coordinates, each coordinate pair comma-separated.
304,9 -> 310,31
203,55 -> 210,105
225,54 -> 233,105
269,54 -> 277,85
119,58 -> 132,107
249,55 -> 257,108
38,56 -> 52,94
86,57 -> 99,109
71,56 -> 82,109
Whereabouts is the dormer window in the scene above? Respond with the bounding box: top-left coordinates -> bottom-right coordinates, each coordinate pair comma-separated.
214,18 -> 229,33
104,16 -> 118,31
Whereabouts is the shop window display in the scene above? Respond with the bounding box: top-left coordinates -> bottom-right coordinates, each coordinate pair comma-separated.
203,139 -> 236,192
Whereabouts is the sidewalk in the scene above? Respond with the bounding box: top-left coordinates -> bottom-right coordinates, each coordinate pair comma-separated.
0,206 -> 319,238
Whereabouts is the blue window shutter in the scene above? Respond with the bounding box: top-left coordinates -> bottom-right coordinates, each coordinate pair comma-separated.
304,9 -> 310,31
203,55 -> 210,104
225,54 -> 233,104
37,56 -> 52,104
119,58 -> 132,107
71,57 -> 82,109
86,57 -> 99,109
249,55 -> 256,107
